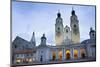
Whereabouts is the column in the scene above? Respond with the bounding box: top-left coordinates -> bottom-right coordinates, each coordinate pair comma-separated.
78,48 -> 81,59
62,48 -> 66,60
56,50 -> 58,60
70,48 -> 74,60
50,50 -> 52,61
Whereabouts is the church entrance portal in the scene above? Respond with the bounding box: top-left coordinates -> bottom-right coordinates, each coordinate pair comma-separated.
74,49 -> 78,59
66,50 -> 70,59
80,48 -> 86,59
58,51 -> 62,60
52,51 -> 56,61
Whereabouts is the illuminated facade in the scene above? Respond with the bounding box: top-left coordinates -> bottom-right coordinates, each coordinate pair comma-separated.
12,10 -> 96,66
55,9 -> 80,45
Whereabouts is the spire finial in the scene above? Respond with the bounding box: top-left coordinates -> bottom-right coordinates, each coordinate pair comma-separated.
71,7 -> 75,15
43,33 -> 45,37
33,32 -> 34,35
57,9 -> 61,17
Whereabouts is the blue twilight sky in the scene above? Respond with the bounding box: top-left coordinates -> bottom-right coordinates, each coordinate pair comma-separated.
12,1 -> 96,46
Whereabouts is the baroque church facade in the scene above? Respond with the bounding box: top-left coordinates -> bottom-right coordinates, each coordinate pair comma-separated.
12,9 -> 96,66
55,9 -> 80,45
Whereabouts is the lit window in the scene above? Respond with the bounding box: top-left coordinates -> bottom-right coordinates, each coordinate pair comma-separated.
16,59 -> 21,63
33,58 -> 35,61
29,58 -> 32,62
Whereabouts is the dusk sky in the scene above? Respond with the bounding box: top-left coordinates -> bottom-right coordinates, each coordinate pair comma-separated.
12,1 -> 95,46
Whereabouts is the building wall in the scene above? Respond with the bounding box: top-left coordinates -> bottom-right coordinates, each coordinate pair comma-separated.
35,44 -> 93,62
36,47 -> 50,62
64,25 -> 72,45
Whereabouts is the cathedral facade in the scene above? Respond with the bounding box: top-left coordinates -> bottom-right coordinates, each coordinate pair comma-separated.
12,9 -> 96,66
55,9 -> 80,45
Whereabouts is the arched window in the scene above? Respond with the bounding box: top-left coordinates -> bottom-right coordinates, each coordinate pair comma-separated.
14,45 -> 17,48
66,29 -> 68,33
74,24 -> 76,28
58,27 -> 60,30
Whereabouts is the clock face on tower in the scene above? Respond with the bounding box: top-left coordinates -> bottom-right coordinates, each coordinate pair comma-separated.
57,18 -> 62,23
73,24 -> 78,35
71,15 -> 77,21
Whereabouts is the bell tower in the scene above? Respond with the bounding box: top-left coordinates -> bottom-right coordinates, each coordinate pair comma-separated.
55,10 -> 64,45
89,27 -> 95,39
41,34 -> 46,46
70,8 -> 80,44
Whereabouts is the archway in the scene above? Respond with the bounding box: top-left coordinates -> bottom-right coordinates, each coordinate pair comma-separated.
52,51 -> 56,61
80,48 -> 86,59
58,51 -> 62,60
66,50 -> 70,60
74,49 -> 78,59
